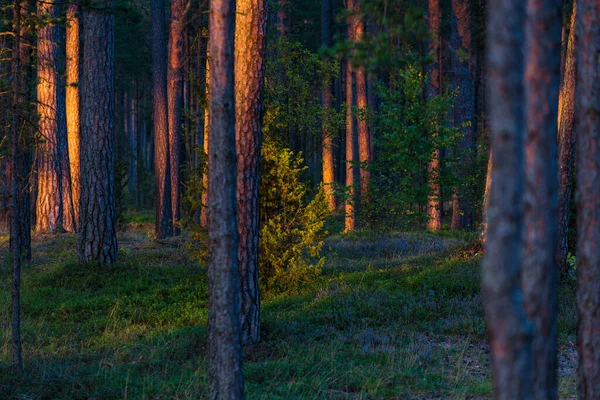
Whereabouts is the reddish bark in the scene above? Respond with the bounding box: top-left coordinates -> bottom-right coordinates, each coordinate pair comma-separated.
152,0 -> 173,238
207,0 -> 245,392
450,0 -> 476,231
168,0 -> 185,235
522,0 -> 562,398
482,0 -> 533,398
235,0 -> 267,344
556,2 -> 577,277
575,1 -> 600,397
426,0 -> 442,231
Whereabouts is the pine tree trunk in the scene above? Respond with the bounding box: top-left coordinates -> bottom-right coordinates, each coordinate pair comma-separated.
321,0 -> 335,211
556,2 -> 577,277
426,0 -> 442,231
78,0 -> 118,263
522,0 -> 562,398
201,51 -> 210,228
482,0 -> 533,398
57,27 -> 75,233
10,0 -> 23,372
450,0 -> 476,231
575,1 -> 600,397
66,2 -> 80,228
168,0 -> 184,235
344,59 -> 356,232
152,0 -> 173,238
207,0 -> 245,392
36,0 -> 64,233
235,0 -> 267,344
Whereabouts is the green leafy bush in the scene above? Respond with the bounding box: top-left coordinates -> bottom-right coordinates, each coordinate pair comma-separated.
363,63 -> 460,231
259,139 -> 330,292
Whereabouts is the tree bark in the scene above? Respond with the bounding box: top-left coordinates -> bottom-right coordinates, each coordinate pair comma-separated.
450,0 -> 476,231
321,0 -> 335,211
10,0 -> 23,372
36,0 -> 64,233
168,0 -> 185,235
344,58 -> 357,232
78,0 -> 118,263
201,50 -> 210,229
235,0 -> 267,344
152,0 -> 173,238
482,0 -> 533,398
426,0 -> 442,231
207,0 -> 245,392
522,0 -> 562,398
66,1 -> 80,229
575,1 -> 600,397
556,2 -> 577,277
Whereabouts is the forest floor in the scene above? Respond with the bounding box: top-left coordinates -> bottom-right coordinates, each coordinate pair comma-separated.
0,212 -> 579,399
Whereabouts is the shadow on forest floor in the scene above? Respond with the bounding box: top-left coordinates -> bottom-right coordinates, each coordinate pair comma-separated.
0,217 -> 578,399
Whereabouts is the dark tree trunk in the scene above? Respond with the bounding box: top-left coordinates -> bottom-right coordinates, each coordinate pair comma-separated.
450,0 -> 476,231
522,0 -> 562,398
168,0 -> 185,235
482,0 -> 533,398
575,1 -> 600,397
207,0 -> 245,392
321,0 -> 335,211
10,0 -> 23,372
235,0 -> 267,344
152,0 -> 173,238
426,0 -> 442,231
78,0 -> 118,263
556,2 -> 577,277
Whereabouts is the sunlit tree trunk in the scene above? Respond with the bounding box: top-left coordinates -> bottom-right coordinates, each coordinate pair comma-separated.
575,1 -> 600,397
347,0 -> 369,207
450,0 -> 475,231
321,0 -> 335,211
168,0 -> 185,235
207,0 -> 245,392
152,0 -> 173,238
66,1 -> 80,229
426,0 -> 442,231
36,0 -> 64,233
235,0 -> 267,344
201,50 -> 210,228
522,0 -> 562,398
556,2 -> 577,277
344,58 -> 357,232
482,0 -> 532,398
481,149 -> 491,243
78,0 -> 118,263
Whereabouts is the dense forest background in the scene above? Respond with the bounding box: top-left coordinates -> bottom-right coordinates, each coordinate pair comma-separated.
2,0 -> 599,398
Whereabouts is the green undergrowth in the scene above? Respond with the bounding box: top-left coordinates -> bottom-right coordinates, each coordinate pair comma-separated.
0,225 -> 577,399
